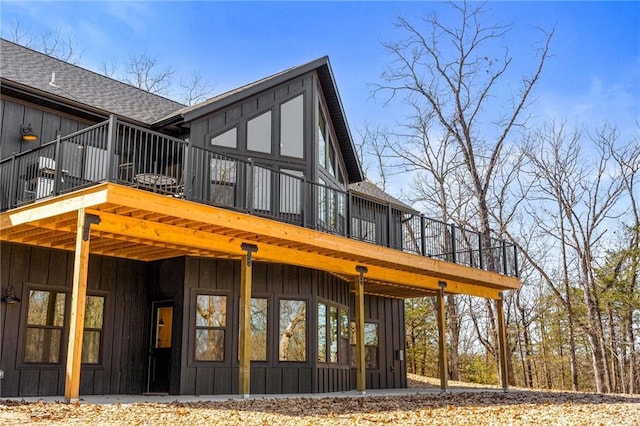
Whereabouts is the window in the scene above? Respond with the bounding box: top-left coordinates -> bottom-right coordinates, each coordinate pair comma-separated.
280,95 -> 304,158
318,109 -> 327,168
317,303 -> 327,363
82,295 -> 105,364
329,306 -> 338,363
280,169 -> 303,215
350,321 -> 379,369
247,111 -> 272,153
339,309 -> 349,365
251,298 -> 268,361
327,139 -> 336,177
253,166 -> 271,211
195,294 -> 227,361
318,303 -> 348,364
279,299 -> 306,361
24,290 -> 66,364
210,157 -> 237,206
211,127 -> 237,148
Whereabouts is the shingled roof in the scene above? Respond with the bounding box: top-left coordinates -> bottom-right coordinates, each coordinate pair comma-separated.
0,39 -> 184,124
349,181 -> 418,213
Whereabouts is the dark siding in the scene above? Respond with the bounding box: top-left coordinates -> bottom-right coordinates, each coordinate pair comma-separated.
350,294 -> 407,390
0,242 -> 149,397
148,257 -> 186,395
0,97 -> 91,160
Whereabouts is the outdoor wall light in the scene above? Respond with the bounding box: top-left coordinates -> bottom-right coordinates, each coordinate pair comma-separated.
1,286 -> 21,304
20,123 -> 38,142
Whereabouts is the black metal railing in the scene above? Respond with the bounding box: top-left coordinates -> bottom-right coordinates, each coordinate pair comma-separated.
0,115 -> 519,277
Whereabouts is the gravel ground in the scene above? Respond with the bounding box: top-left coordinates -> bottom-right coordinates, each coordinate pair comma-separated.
1,377 -> 639,425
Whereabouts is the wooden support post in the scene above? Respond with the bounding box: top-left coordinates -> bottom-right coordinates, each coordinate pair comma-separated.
496,293 -> 509,392
355,265 -> 368,394
436,281 -> 448,392
64,208 -> 94,401
239,243 -> 257,397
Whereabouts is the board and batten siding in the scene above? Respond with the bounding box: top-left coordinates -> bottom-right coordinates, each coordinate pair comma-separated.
0,97 -> 93,160
350,294 -> 408,390
0,242 -> 149,397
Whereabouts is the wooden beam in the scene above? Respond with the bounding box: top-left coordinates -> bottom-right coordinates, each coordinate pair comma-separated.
496,293 -> 510,391
0,185 -> 108,229
64,208 -> 91,401
238,251 -> 253,397
105,185 -> 520,291
354,266 -> 367,394
436,281 -> 448,392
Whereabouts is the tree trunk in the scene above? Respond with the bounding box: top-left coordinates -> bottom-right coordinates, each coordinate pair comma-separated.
447,295 -> 460,381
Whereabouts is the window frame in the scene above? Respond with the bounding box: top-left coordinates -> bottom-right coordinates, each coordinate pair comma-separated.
349,320 -> 379,370
81,292 -> 107,366
18,284 -> 108,368
191,290 -> 230,364
277,297 -> 308,363
317,299 -> 349,366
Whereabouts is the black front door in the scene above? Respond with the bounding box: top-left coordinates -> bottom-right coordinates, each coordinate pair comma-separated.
147,301 -> 173,394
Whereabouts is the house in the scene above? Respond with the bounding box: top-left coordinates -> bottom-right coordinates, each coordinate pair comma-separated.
0,39 -> 520,399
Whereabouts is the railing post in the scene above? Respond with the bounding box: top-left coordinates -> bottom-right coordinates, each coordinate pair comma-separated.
513,244 -> 519,277
502,239 -> 508,275
420,214 -> 426,256
301,176 -> 307,228
183,140 -> 191,201
105,115 -> 116,181
386,203 -> 392,248
246,158 -> 254,213
478,231 -> 484,270
347,190 -> 353,238
450,224 -> 457,264
7,153 -> 17,209
53,135 -> 62,195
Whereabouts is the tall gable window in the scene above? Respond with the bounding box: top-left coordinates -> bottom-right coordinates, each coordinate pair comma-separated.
318,110 -> 327,169
280,95 -> 304,158
211,127 -> 237,148
247,111 -> 272,153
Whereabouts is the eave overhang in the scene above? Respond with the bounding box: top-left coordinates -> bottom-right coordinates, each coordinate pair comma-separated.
0,184 -> 520,300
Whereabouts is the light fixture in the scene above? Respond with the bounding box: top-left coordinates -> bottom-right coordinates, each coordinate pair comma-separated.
20,124 -> 38,142
1,286 -> 21,304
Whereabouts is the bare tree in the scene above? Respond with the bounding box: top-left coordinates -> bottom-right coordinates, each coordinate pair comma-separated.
519,121 -> 628,392
7,20 -> 81,64
179,71 -> 215,106
123,52 -> 175,95
373,1 -> 553,385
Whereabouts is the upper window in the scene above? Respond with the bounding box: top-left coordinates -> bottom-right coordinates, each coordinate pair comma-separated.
280,95 -> 304,158
318,109 -> 327,169
195,294 -> 227,361
211,127 -> 237,148
24,290 -> 66,364
247,111 -> 272,153
279,299 -> 306,361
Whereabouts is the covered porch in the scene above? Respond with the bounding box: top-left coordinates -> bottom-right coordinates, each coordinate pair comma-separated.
0,183 -> 519,400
